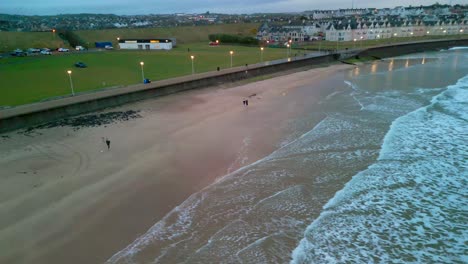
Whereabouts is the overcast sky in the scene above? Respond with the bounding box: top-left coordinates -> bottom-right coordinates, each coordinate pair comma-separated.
1,0 -> 463,16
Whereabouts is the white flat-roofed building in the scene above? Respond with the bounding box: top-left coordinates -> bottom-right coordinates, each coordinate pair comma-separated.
118,39 -> 173,50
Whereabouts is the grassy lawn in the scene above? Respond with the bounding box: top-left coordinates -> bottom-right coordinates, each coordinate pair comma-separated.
0,42 -> 290,106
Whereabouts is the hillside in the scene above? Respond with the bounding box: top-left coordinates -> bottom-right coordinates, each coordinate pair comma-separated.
75,23 -> 260,46
0,31 -> 67,52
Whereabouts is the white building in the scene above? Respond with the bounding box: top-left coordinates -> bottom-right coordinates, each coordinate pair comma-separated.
118,39 -> 173,50
326,20 -> 467,42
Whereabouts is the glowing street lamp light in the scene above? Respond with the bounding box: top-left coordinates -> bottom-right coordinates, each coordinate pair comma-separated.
353,38 -> 357,48
216,40 -> 219,44
190,55 -> 195,74
66,70 -> 75,96
286,44 -> 290,57
229,51 -> 234,67
140,61 -> 145,82
260,47 -> 264,62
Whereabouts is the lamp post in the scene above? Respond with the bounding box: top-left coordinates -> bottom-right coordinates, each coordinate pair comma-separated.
67,70 -> 75,96
353,38 -> 356,48
360,36 -> 363,48
140,61 -> 145,82
286,44 -> 290,57
260,47 -> 264,62
229,51 -> 233,67
190,55 -> 195,74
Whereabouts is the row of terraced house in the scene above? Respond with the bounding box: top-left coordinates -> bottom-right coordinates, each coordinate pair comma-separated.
257,19 -> 467,43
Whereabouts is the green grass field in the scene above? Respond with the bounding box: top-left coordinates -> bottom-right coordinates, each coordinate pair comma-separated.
76,23 -> 260,47
0,43 -> 293,106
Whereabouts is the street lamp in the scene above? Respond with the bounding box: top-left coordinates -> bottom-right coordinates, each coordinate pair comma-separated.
140,61 -> 145,82
260,47 -> 264,62
216,40 -> 219,44
286,44 -> 290,57
190,55 -> 195,74
66,70 -> 75,96
360,36 -> 363,48
229,51 -> 234,67
353,38 -> 357,48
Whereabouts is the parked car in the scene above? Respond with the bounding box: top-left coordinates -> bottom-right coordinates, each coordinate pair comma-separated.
75,46 -> 86,51
104,45 -> 113,50
40,50 -> 52,55
58,48 -> 69,52
10,49 -> 26,57
74,62 -> 87,68
27,48 -> 41,53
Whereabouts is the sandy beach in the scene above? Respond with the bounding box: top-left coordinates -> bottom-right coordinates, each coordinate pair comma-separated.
0,64 -> 351,264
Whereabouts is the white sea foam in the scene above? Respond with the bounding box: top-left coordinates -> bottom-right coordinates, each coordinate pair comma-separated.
291,75 -> 468,264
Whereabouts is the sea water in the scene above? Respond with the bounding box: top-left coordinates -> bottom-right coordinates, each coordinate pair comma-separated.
108,49 -> 468,263
291,75 -> 468,264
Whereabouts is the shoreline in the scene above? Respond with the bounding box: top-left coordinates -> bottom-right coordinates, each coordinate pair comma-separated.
2,38 -> 467,134
0,63 -> 352,264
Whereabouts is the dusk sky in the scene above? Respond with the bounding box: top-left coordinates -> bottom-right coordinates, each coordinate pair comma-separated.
1,0 -> 462,16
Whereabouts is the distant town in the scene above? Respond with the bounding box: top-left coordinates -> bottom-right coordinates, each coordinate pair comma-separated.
0,3 -> 467,44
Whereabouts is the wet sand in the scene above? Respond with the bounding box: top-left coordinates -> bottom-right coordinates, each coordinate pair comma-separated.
0,64 -> 351,264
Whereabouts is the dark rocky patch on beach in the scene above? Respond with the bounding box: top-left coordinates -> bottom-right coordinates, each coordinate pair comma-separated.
20,110 -> 142,135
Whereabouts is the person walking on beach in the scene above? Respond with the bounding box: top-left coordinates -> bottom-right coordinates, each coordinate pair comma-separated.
245,99 -> 249,106
105,138 -> 111,150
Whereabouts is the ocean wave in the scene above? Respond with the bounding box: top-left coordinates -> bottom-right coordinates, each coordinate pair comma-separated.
291,75 -> 468,264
